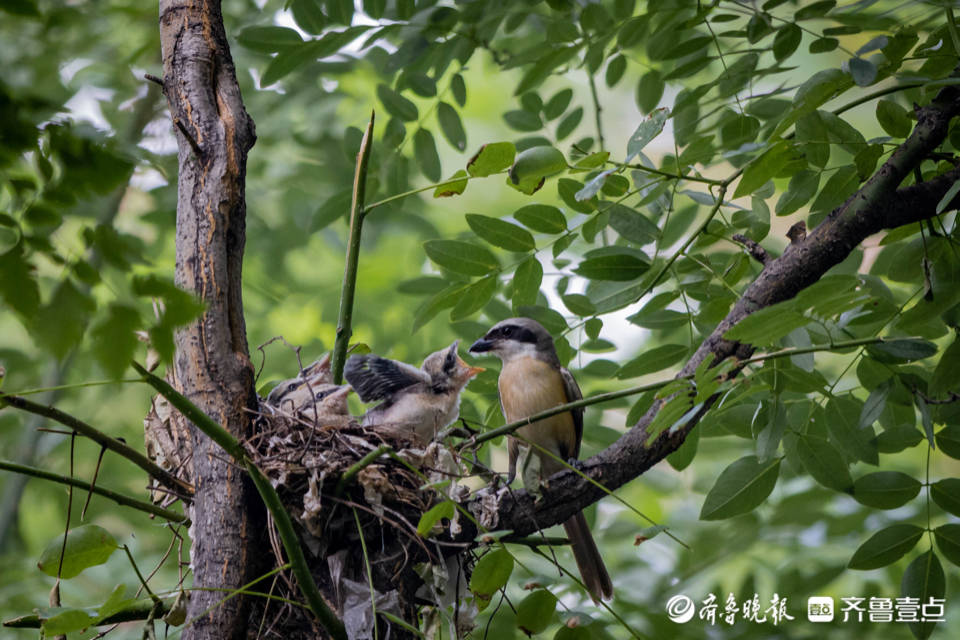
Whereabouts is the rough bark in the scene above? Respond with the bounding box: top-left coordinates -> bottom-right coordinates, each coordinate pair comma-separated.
158,1 -> 258,638
460,81 -> 960,543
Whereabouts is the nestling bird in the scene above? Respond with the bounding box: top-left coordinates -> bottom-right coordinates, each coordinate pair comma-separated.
469,317 -> 613,602
344,341 -> 484,444
264,354 -> 353,425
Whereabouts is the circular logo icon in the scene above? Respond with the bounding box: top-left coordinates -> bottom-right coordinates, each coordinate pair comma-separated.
666,594 -> 695,623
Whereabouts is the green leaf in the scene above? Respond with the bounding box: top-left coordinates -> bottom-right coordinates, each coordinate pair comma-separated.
451,73 -> 467,107
0,242 -> 39,318
515,46 -> 579,95
901,550 -> 945,640
467,142 -> 516,177
848,57 -> 877,86
38,525 -> 119,579
608,203 -> 659,244
773,23 -> 802,60
826,397 -> 878,465
667,423 -> 699,471
792,432 -> 852,491
290,0 -> 326,33
237,26 -> 303,53
700,455 -> 781,520
877,99 -> 912,138
556,106 -> 584,140
42,609 -> 98,635
437,102 -> 466,151
561,293 -> 595,316
503,109 -> 543,132
466,214 -> 535,252
91,303 -> 141,378
625,107 -> 668,162
848,524 -> 924,570
617,344 -> 688,379
775,170 -> 820,216
423,240 -> 499,276
469,548 -> 514,610
33,279 -> 95,360
514,204 -> 567,234
938,179 -> 960,216
414,128 -> 441,182
509,146 -> 566,187
434,169 -> 468,198
260,29 -> 370,86
516,590 -> 557,635
451,275 -> 498,321
412,283 -> 467,333
544,88 -> 573,120
934,424 -> 960,460
772,68 -> 852,138
733,140 -> 802,198
376,84 -> 418,122
574,251 -> 650,281
605,54 -> 626,87
810,165 -> 859,212
796,0 -> 836,20
853,471 -> 921,509
636,70 -> 664,113
867,339 -> 938,363
933,524 -> 960,567
512,257 -> 542,307
723,306 -> 809,345
931,479 -> 960,516
416,500 -> 455,537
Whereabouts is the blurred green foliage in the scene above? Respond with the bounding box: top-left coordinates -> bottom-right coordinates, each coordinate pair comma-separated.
1,0 -> 960,638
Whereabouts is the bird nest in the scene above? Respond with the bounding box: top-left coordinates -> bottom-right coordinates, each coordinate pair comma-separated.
144,356 -> 479,638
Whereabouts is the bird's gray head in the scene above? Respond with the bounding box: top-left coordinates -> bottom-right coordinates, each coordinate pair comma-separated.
468,317 -> 557,363
422,340 -> 484,390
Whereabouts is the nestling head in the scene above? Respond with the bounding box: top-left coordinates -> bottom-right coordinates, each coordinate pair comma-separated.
468,317 -> 556,363
422,340 -> 484,390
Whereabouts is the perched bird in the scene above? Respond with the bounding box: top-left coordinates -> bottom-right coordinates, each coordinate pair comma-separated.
265,354 -> 353,425
344,341 -> 483,444
469,317 -> 613,602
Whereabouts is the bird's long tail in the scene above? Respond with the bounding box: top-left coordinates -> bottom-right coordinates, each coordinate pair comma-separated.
563,511 -> 613,602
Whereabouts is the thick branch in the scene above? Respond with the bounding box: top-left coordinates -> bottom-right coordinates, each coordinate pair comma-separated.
464,79 -> 960,541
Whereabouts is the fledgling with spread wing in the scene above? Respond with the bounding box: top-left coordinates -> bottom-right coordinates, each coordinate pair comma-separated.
469,317 -> 613,603
344,340 -> 483,444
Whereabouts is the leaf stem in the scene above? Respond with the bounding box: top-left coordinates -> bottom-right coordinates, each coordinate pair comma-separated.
332,110 -> 376,384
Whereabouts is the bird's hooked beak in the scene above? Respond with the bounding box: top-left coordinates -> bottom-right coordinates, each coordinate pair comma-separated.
468,336 -> 494,354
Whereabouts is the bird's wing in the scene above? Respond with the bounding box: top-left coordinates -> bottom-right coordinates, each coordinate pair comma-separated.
345,354 -> 431,403
560,367 -> 584,459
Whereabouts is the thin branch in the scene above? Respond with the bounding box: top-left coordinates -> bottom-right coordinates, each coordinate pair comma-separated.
0,392 -> 192,497
332,110 -> 375,384
587,70 -> 604,149
463,335 -> 886,448
0,459 -> 188,523
335,444 -> 392,496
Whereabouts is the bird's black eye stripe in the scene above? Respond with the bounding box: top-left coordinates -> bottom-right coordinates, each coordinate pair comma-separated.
490,324 -> 538,344
444,349 -> 456,372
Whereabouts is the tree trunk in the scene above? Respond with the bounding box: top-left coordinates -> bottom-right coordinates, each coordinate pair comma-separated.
158,1 -> 258,637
